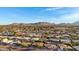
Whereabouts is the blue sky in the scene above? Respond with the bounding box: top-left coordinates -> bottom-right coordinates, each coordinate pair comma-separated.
0,7 -> 79,24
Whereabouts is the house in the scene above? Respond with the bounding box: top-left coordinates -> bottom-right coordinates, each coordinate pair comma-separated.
74,46 -> 79,51
24,37 -> 31,40
2,38 -> 9,43
76,31 -> 79,34
47,44 -> 57,50
29,33 -> 42,38
2,31 -> 15,36
58,44 -> 72,50
18,40 -> 32,47
32,41 -> 44,48
32,38 -> 40,41
10,38 -> 21,44
2,38 -> 13,44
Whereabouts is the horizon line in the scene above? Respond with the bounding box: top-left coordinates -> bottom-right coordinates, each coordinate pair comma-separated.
0,21 -> 77,25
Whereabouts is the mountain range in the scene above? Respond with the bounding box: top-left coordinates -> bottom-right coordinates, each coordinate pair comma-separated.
9,21 -> 79,26
9,22 -> 55,26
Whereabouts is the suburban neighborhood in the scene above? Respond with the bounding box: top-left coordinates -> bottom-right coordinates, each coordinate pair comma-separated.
0,22 -> 78,51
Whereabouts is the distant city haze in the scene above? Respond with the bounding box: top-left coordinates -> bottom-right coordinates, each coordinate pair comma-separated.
0,7 -> 79,25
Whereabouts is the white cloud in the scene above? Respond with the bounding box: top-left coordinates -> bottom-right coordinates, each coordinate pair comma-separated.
45,7 -> 63,11
50,12 -> 79,23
